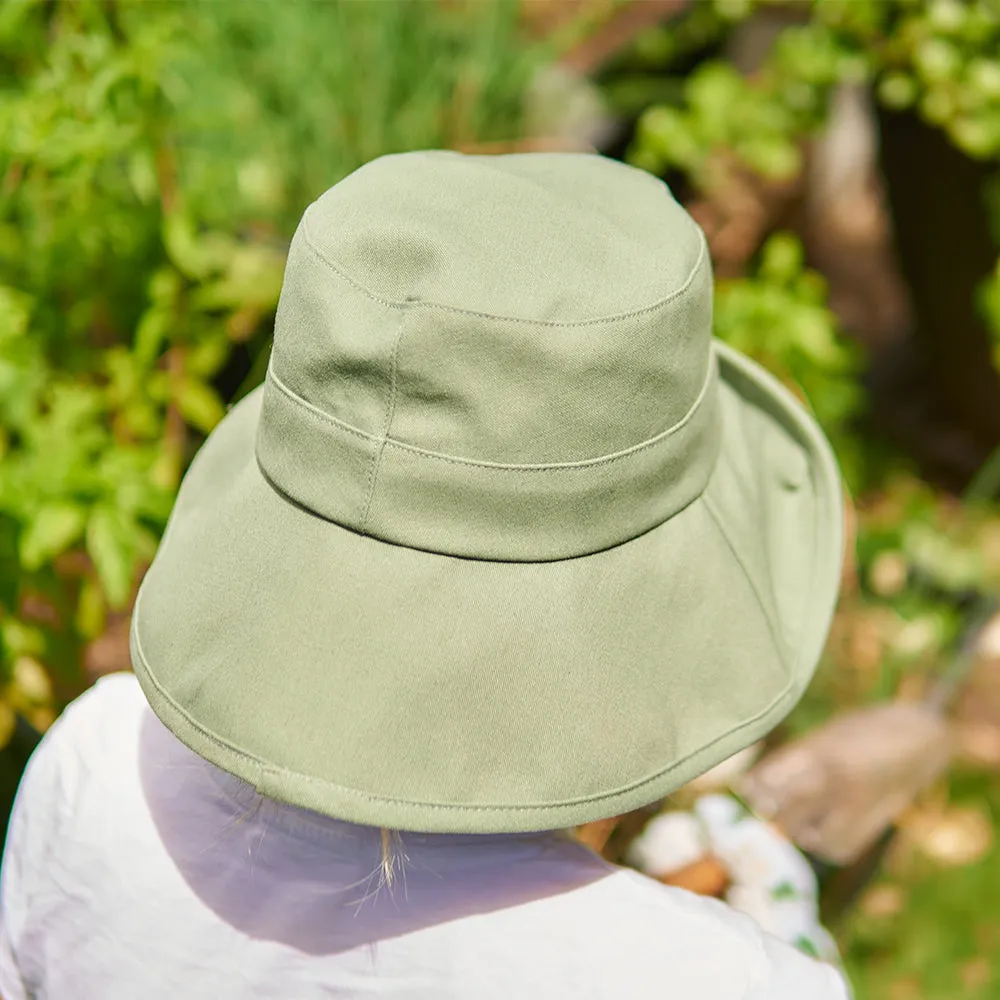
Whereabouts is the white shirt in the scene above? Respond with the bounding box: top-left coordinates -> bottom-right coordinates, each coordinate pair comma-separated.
0,673 -> 849,999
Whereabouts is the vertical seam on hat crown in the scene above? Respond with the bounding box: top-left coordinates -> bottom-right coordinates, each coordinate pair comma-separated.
360,312 -> 407,533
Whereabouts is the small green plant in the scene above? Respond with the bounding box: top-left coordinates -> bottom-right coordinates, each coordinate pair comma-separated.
0,1 -> 265,725
0,0 -> 544,728
628,0 -> 1000,361
177,0 -> 543,233
713,232 -> 864,487
620,7 -> 1000,994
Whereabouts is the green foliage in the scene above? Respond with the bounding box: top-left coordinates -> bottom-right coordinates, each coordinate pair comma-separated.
175,0 -> 541,233
632,0 -> 1000,170
0,0 -> 541,722
713,233 -> 864,487
840,770 -> 1000,1000
628,3 -> 867,183
620,8 -> 1000,990
3,2 -> 1000,992
599,3 -> 730,118
628,0 -> 1000,446
1,3 -> 206,715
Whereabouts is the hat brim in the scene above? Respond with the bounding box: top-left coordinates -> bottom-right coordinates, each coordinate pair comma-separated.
131,340 -> 842,833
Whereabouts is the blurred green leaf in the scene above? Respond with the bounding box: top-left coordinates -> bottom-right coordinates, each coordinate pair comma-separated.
86,506 -> 136,609
162,210 -> 216,281
0,286 -> 33,343
19,502 -> 86,572
175,376 -> 225,434
759,232 -> 804,284
74,575 -> 106,640
133,306 -> 171,369
185,333 -> 229,378
0,618 -> 44,659
879,71 -> 919,109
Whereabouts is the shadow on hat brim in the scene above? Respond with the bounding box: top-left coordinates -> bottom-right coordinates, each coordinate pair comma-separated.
131,340 -> 843,834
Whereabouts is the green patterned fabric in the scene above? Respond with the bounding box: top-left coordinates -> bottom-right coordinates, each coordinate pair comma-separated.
131,150 -> 843,833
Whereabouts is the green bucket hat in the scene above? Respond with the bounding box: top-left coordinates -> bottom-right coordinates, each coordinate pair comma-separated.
131,150 -> 843,834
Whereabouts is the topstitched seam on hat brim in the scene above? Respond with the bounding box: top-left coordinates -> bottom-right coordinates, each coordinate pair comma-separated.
713,342 -> 843,674
702,492 -> 786,675
265,350 -> 718,472
299,213 -> 709,327
130,571 -> 799,813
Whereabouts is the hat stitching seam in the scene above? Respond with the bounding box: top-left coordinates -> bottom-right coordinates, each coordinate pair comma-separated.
359,314 -> 408,533
265,349 -> 718,472
130,593 -> 797,812
267,359 -> 381,444
299,217 -> 708,328
797,437 -> 839,680
714,340 -> 843,679
702,492 -> 787,674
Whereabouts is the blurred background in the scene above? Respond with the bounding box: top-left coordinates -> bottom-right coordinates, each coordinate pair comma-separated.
4,0 -> 1000,995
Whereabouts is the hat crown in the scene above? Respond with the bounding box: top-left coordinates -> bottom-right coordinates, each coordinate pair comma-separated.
300,149 -> 703,324
258,151 -> 720,560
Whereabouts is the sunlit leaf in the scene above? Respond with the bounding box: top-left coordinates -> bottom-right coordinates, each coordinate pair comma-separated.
75,575 -> 106,640
0,703 -> 16,752
19,502 -> 86,571
12,655 -> 52,705
0,618 -> 44,659
175,376 -> 225,434
0,286 -> 33,343
86,506 -> 136,609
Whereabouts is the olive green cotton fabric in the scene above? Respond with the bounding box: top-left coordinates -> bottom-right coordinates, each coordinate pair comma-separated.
130,150 -> 843,834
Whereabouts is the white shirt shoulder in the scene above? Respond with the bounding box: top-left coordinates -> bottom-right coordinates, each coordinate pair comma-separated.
0,673 -> 850,1000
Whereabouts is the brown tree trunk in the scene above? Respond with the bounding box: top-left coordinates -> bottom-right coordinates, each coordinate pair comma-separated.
871,106 -> 1000,491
